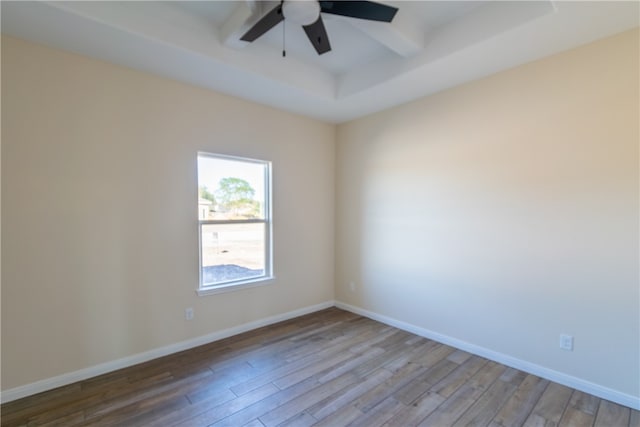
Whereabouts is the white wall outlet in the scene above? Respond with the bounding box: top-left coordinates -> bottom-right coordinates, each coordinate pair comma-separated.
560,334 -> 573,351
349,281 -> 355,292
185,307 -> 194,321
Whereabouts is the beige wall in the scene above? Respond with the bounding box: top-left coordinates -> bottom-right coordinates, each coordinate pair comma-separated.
2,29 -> 639,403
336,29 -> 639,398
1,36 -> 335,390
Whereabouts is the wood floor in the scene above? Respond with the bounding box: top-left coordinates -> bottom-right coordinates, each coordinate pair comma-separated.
2,308 -> 638,427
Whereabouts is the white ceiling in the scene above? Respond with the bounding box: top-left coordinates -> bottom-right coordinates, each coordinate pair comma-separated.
1,1 -> 638,123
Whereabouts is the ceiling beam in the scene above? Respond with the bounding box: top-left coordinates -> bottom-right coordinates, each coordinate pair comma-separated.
336,9 -> 424,57
221,1 -> 282,50
219,2 -> 254,49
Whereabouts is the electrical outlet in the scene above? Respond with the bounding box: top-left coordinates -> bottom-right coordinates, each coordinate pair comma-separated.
560,334 -> 573,351
185,307 -> 194,321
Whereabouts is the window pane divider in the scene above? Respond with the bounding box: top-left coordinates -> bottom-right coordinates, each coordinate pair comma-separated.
199,219 -> 266,225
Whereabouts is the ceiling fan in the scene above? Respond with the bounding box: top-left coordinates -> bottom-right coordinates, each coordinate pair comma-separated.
240,0 -> 399,55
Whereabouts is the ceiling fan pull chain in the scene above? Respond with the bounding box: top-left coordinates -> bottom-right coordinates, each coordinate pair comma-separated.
282,1 -> 286,58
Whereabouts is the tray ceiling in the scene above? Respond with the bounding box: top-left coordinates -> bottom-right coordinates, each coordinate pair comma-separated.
2,1 -> 638,123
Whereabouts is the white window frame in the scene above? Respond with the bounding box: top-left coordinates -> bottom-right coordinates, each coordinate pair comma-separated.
197,152 -> 273,296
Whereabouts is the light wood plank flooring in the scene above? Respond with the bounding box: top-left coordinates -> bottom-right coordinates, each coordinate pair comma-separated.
2,308 -> 637,426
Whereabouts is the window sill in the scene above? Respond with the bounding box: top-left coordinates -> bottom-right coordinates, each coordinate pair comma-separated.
196,276 -> 275,296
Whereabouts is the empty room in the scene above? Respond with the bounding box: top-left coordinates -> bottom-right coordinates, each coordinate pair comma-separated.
1,1 -> 638,426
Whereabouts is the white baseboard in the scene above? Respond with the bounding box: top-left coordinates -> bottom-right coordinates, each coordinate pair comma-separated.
0,300 -> 335,404
335,301 -> 640,411
5,299 -> 638,411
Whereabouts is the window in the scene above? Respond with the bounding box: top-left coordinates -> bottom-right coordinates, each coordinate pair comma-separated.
197,153 -> 272,294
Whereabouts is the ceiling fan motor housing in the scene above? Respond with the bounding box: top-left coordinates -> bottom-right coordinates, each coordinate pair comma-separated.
282,0 -> 321,26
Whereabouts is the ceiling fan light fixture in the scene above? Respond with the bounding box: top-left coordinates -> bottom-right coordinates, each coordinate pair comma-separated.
282,0 -> 321,25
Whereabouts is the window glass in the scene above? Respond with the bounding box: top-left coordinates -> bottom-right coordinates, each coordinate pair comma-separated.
197,153 -> 272,290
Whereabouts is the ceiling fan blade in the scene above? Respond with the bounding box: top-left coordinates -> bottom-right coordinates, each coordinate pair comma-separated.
241,3 -> 284,42
319,1 -> 398,22
303,16 -> 331,55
